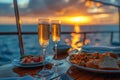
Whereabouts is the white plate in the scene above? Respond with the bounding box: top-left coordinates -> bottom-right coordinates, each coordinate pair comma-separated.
12,59 -> 48,68
66,56 -> 120,74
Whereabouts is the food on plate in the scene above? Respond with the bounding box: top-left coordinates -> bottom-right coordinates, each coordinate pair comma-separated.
86,59 -> 100,69
99,56 -> 119,70
103,52 -> 119,59
117,60 -> 120,67
69,52 -> 120,70
20,55 -> 43,64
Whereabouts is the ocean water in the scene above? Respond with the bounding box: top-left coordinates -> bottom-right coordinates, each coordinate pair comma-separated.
0,24 -> 119,65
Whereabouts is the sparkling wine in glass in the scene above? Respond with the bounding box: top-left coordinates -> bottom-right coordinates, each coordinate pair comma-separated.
52,23 -> 61,43
38,23 -> 50,48
38,19 -> 53,77
51,20 -> 63,66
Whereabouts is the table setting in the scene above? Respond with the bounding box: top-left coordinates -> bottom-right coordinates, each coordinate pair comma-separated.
1,43 -> 120,80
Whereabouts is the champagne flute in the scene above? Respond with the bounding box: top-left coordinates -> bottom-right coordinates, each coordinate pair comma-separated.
38,19 -> 53,77
51,20 -> 63,66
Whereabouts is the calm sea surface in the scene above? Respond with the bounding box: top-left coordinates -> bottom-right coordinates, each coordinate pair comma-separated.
0,24 -> 119,65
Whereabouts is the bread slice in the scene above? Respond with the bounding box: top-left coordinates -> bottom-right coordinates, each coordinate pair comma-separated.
99,56 -> 119,70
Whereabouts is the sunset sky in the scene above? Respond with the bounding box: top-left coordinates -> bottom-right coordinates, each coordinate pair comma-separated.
0,0 -> 119,25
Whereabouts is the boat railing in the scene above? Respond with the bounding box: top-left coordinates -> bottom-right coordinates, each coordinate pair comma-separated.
0,31 -> 118,45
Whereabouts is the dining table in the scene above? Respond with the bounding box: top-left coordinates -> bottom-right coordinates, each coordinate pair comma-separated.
0,51 -> 120,80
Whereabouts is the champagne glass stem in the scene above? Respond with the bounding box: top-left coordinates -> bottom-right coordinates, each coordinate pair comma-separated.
43,48 -> 46,70
55,43 -> 58,60
54,43 -> 58,72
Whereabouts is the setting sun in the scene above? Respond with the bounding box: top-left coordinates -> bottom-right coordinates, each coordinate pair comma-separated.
59,16 -> 91,25
71,16 -> 90,23
72,17 -> 82,22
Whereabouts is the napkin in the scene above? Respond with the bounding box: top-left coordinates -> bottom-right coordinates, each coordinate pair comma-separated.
0,75 -> 34,80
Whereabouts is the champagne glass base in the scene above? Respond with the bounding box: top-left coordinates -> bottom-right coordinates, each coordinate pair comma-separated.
38,69 -> 54,77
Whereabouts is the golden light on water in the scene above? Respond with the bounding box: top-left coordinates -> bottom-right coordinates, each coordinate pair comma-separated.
68,24 -> 83,52
71,25 -> 80,49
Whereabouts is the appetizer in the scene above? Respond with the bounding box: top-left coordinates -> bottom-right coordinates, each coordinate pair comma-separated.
69,52 -> 120,70
20,55 -> 43,64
